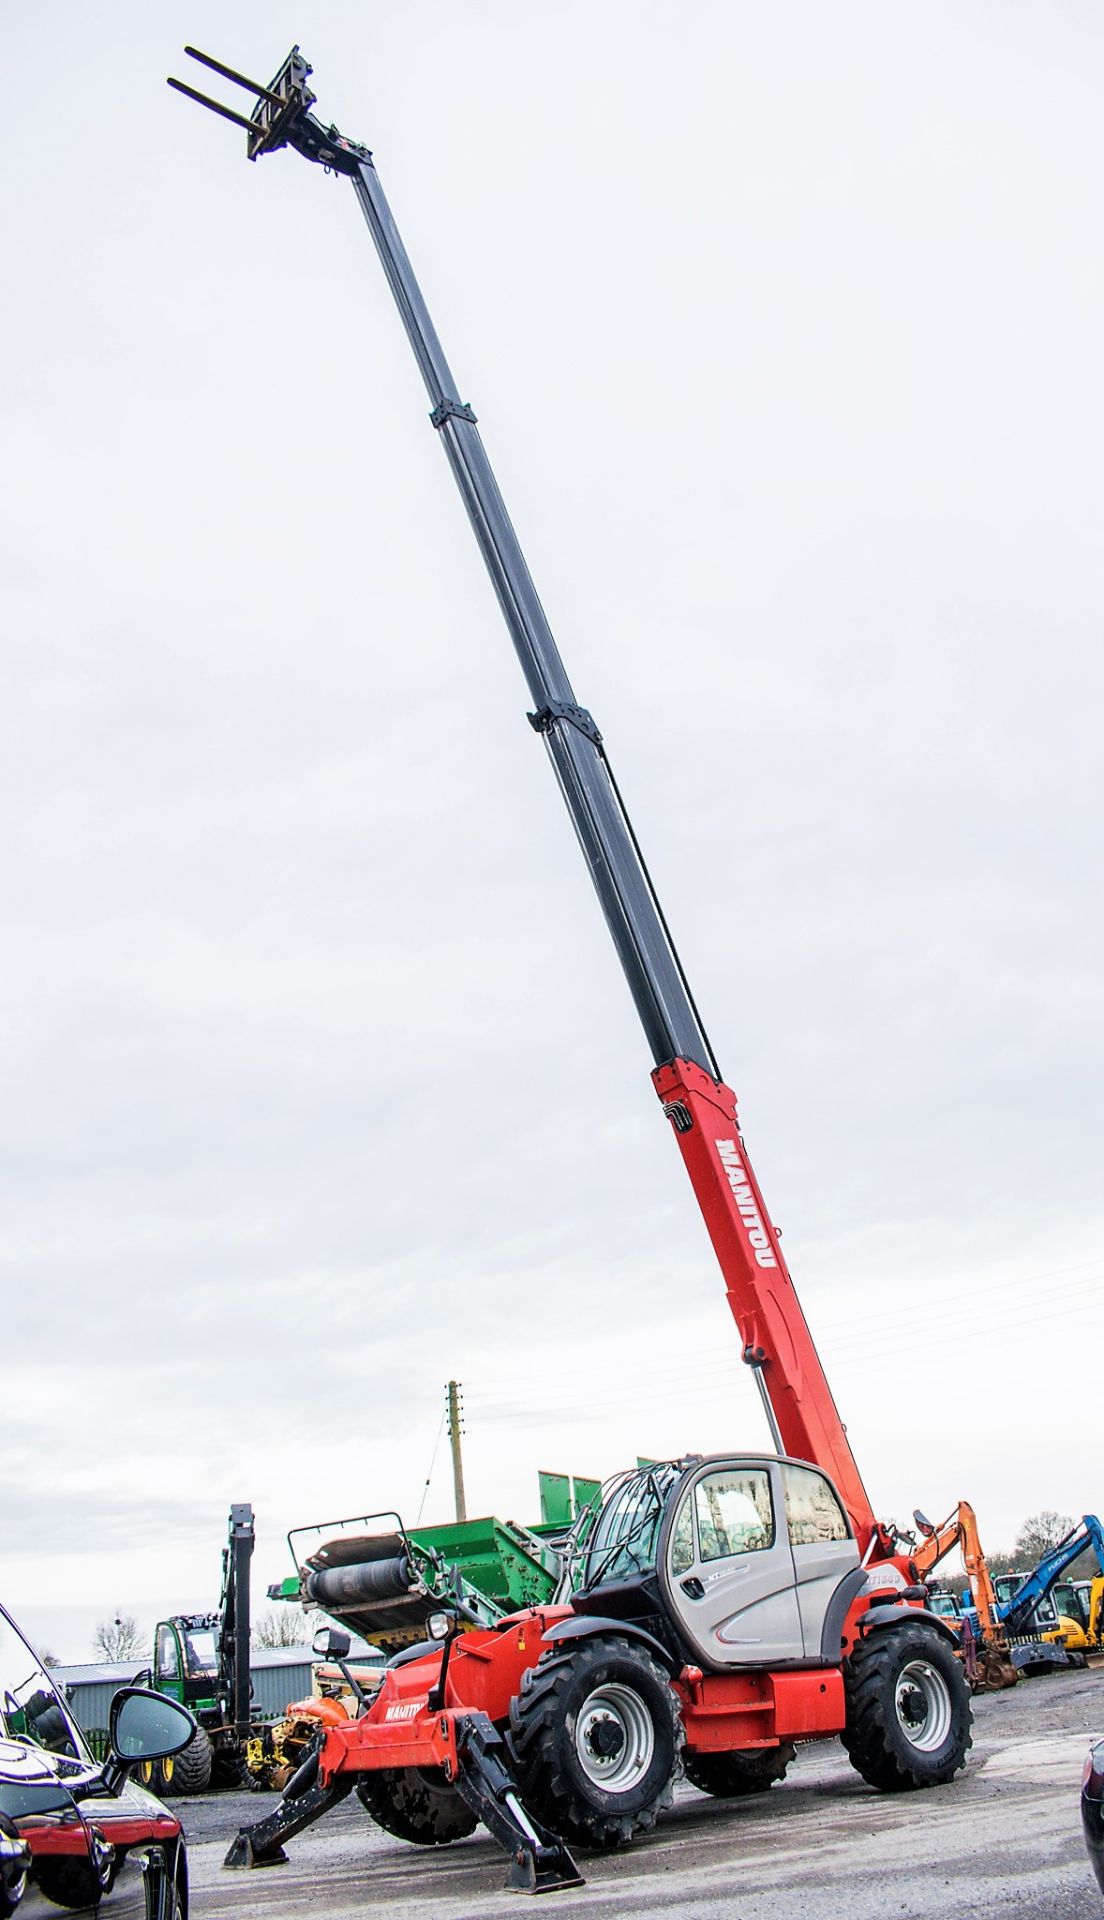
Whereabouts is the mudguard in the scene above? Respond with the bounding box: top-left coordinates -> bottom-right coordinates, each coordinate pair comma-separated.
855,1603 -> 960,1646
543,1614 -> 679,1673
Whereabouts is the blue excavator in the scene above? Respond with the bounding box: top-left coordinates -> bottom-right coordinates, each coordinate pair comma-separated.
963,1516 -> 1104,1673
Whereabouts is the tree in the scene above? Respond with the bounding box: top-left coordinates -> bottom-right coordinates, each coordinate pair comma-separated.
1013,1511 -> 1096,1583
92,1615 -> 147,1662
37,1648 -> 61,1669
251,1607 -> 314,1650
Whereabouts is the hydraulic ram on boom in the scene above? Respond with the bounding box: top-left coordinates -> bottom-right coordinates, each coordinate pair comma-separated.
169,45 -> 887,1559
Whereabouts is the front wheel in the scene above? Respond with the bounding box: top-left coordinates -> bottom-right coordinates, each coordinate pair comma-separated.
508,1634 -> 682,1850
843,1623 -> 972,1791
0,1811 -> 27,1919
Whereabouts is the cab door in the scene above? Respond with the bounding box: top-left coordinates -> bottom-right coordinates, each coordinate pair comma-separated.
660,1460 -> 804,1668
154,1626 -> 184,1705
780,1461 -> 861,1658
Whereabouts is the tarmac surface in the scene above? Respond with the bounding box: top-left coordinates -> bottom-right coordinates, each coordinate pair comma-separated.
177,1667 -> 1104,1919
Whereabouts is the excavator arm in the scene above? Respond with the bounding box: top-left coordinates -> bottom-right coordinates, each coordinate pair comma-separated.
998,1517 -> 1104,1634
912,1503 -> 1017,1692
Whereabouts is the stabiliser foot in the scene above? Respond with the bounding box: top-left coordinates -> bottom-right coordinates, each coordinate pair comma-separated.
223,1756 -> 351,1870
453,1712 -> 583,1894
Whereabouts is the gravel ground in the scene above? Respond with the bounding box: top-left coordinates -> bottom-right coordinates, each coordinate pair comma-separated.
176,1668 -> 1104,1920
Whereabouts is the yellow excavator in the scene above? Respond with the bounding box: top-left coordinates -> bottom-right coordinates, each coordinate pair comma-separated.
1044,1576 -> 1104,1666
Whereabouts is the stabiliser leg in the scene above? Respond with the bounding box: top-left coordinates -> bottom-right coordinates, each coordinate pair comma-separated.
453,1713 -> 583,1893
224,1750 -> 352,1868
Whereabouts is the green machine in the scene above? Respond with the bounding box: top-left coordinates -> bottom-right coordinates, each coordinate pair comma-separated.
270,1474 -> 604,1652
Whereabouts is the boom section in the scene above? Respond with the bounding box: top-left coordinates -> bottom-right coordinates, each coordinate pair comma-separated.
169,46 -> 883,1553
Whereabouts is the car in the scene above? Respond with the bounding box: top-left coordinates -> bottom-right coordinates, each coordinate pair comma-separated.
1082,1738 -> 1104,1895
0,1602 -> 194,1919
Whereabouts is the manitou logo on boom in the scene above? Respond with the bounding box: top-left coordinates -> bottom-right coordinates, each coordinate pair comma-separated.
384,1702 -> 422,1723
715,1140 -> 777,1267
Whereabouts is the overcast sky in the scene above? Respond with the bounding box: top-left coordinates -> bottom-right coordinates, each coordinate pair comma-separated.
2,3 -> 1102,1662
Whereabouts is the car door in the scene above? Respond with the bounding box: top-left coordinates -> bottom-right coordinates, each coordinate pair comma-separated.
660,1459 -> 805,1667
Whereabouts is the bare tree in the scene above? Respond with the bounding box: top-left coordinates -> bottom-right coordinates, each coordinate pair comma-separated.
92,1615 -> 147,1662
1014,1510 -> 1095,1581
37,1647 -> 61,1669
251,1607 -> 314,1650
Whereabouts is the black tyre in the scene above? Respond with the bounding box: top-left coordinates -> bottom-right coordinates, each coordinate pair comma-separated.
684,1742 -> 795,1797
508,1634 -> 682,1850
842,1623 -> 972,1791
168,1843 -> 188,1920
33,1853 -> 109,1912
0,1811 -> 27,1919
210,1746 -> 245,1789
355,1767 -> 478,1846
160,1726 -> 213,1797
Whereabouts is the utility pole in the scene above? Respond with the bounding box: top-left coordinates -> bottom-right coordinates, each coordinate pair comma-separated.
447,1380 -> 467,1522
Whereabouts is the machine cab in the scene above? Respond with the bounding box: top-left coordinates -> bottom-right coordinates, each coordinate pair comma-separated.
573,1454 -> 861,1671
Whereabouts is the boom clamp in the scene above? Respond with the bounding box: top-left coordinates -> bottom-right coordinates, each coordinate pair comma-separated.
527,700 -> 603,747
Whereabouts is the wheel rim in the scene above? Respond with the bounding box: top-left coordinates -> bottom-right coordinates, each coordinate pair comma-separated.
574,1682 -> 655,1792
894,1659 -> 952,1752
162,1756 -> 174,1785
138,1761 -> 154,1786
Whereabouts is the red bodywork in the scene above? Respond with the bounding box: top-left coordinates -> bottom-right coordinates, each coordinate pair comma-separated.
655,1059 -> 888,1558
297,1055 -> 922,1797
310,1590 -> 906,1788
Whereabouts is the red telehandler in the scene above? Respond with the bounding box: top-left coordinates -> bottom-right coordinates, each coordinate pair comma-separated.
169,45 -> 973,1894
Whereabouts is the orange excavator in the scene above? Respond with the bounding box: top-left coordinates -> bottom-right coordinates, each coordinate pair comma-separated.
912,1505 -> 1018,1692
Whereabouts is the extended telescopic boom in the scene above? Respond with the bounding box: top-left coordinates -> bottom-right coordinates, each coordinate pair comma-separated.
170,46 -> 891,1557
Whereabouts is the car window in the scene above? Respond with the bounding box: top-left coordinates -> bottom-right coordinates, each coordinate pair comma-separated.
0,1607 -> 87,1763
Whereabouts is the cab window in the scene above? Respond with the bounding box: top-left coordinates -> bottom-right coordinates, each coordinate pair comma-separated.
156,1626 -> 180,1683
781,1464 -> 849,1545
694,1469 -> 774,1561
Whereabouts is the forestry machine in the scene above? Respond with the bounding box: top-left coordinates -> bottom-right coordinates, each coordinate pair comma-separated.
170,44 -> 973,1895
135,1503 -> 256,1793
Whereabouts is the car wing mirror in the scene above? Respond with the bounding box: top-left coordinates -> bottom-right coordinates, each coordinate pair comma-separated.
99,1688 -> 197,1795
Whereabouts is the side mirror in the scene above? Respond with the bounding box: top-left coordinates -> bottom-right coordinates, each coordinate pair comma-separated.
108,1688 -> 196,1765
312,1627 -> 351,1660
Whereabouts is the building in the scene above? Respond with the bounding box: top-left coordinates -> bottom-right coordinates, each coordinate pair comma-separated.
53,1644 -> 315,1742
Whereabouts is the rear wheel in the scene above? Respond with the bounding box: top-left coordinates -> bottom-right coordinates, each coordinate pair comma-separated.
356,1767 -> 478,1845
210,1746 -> 245,1789
843,1623 -> 972,1791
684,1742 -> 795,1797
508,1634 -> 681,1850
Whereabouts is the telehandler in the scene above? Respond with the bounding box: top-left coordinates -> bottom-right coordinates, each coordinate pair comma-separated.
170,43 -> 973,1894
